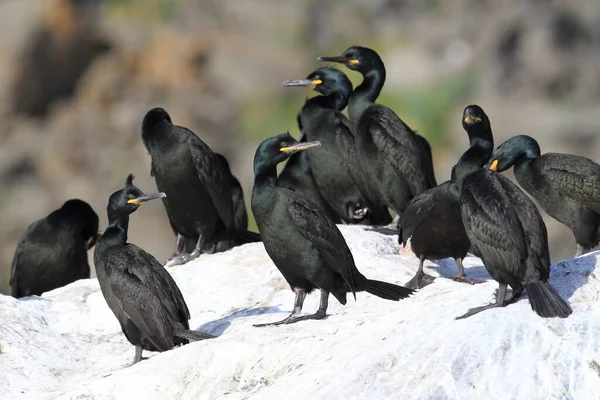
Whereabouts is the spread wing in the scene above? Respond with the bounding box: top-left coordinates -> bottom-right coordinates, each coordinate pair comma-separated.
287,195 -> 362,293
461,170 -> 526,278
397,186 -> 439,246
186,129 -> 234,232
539,153 -> 600,214
104,244 -> 190,351
361,105 -> 431,195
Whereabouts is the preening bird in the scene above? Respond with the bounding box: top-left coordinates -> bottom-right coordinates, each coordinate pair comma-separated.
94,175 -> 213,365
251,132 -> 414,327
399,105 -> 492,289
141,107 -> 260,266
282,67 -> 391,225
453,113 -> 572,320
490,134 -> 600,258
318,46 -> 436,220
10,199 -> 99,298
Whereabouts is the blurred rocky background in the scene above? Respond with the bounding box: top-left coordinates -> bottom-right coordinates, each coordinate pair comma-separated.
0,0 -> 599,294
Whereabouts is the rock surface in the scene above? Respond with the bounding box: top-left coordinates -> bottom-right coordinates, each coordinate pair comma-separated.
1,225 -> 598,399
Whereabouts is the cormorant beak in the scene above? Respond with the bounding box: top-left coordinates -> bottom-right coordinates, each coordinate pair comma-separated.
282,79 -> 322,89
463,114 -> 482,124
489,160 -> 498,171
280,141 -> 321,154
127,192 -> 167,205
317,56 -> 360,66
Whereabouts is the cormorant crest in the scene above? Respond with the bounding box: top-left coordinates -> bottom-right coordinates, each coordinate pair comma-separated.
126,174 -> 135,187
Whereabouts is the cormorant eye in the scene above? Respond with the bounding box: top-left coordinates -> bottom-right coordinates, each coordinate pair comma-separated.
281,142 -> 289,148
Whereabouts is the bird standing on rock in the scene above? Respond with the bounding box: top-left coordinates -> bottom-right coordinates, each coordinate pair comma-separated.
282,67 -> 391,225
10,199 -> 99,298
489,134 -> 600,258
94,175 -> 213,365
399,105 -> 492,289
251,132 -> 414,327
453,112 -> 572,319
141,107 -> 260,267
318,46 -> 436,222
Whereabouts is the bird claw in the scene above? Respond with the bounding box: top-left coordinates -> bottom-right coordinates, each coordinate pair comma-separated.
452,276 -> 485,285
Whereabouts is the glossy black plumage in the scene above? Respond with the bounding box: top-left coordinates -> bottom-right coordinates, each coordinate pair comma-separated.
251,133 -> 414,326
318,46 -> 436,216
282,67 -> 391,225
94,175 -> 213,365
278,134 -> 341,224
214,153 -> 249,232
141,108 -> 260,266
10,199 -> 99,298
490,134 -> 600,257
454,115 -> 572,319
399,105 -> 493,289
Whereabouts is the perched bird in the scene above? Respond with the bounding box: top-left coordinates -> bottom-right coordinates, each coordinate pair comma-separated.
278,134 -> 341,224
453,115 -> 572,319
94,175 -> 213,365
10,199 -> 99,298
282,67 -> 391,225
399,105 -> 492,289
490,134 -> 600,258
251,132 -> 414,326
141,107 -> 260,266
318,46 -> 436,220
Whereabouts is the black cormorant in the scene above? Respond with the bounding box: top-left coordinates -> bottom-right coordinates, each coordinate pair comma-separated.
282,67 -> 391,225
318,46 -> 437,219
10,199 -> 99,298
490,134 -> 600,258
399,105 -> 492,289
251,132 -> 414,326
94,174 -> 213,365
141,107 -> 260,266
214,153 -> 249,232
278,134 -> 341,224
453,116 -> 572,319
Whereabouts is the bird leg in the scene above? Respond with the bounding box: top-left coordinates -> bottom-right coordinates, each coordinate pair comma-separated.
493,285 -> 523,304
405,256 -> 435,289
253,289 -> 328,327
173,234 -> 186,257
165,235 -> 205,267
451,258 -> 485,285
129,345 -> 143,366
391,213 -> 401,228
455,283 -> 509,320
575,245 -> 590,258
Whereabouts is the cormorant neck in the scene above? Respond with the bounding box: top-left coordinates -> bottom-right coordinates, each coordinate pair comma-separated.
348,67 -> 385,122
102,214 -> 130,245
453,140 -> 494,190
254,161 -> 279,188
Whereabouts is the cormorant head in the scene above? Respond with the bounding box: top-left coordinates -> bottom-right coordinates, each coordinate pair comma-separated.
59,199 -> 100,249
282,67 -> 353,100
488,135 -> 541,172
141,107 -> 172,142
317,46 -> 384,74
107,174 -> 166,219
462,105 -> 490,130
253,132 -> 321,177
